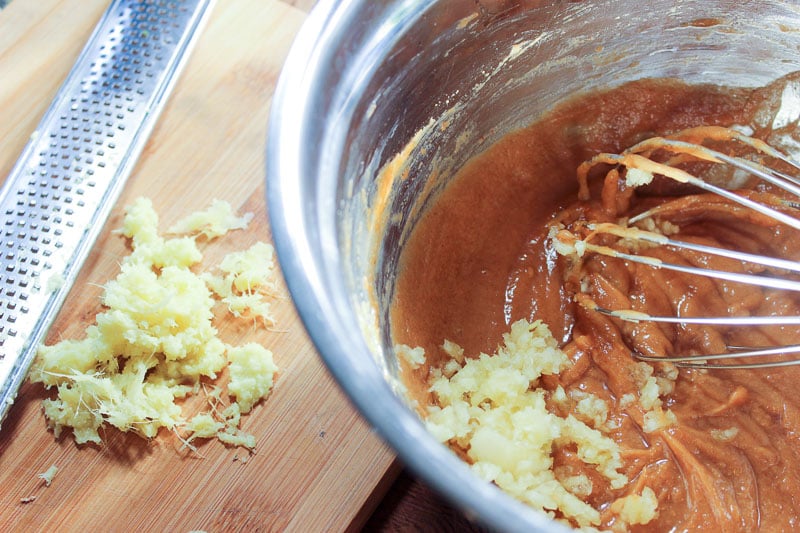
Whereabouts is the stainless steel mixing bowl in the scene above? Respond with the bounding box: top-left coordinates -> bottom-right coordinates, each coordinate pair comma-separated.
267,1 -> 800,530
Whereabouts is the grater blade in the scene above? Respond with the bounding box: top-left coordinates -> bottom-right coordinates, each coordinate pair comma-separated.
0,0 -> 215,426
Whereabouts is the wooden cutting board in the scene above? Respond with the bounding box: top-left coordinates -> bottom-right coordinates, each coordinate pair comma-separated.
0,0 -> 399,530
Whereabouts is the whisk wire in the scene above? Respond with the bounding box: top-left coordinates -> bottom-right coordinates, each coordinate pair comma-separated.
576,239 -> 800,292
635,345 -> 800,370
588,223 -> 800,274
557,126 -> 800,369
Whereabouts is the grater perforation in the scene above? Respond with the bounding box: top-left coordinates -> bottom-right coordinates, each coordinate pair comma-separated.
0,0 -> 214,423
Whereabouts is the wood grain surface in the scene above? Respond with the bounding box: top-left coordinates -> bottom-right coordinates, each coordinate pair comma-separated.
0,1 -> 400,531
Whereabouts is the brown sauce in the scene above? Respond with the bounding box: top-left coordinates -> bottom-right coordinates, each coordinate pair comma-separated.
390,77 -> 800,531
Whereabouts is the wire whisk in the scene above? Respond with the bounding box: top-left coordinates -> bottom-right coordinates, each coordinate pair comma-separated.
552,126 -> 800,369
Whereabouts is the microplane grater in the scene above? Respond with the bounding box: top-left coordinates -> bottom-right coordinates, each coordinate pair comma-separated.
0,0 -> 214,426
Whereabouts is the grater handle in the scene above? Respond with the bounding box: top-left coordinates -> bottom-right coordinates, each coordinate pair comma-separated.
0,0 -> 215,426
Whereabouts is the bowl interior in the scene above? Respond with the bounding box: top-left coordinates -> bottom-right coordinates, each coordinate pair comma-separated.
269,1 -> 800,531
340,0 -> 800,377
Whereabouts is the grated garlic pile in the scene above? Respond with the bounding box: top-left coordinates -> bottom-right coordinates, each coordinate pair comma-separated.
28,197 -> 278,450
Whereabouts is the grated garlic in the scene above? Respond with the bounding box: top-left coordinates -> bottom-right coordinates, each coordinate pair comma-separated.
29,198 -> 279,450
